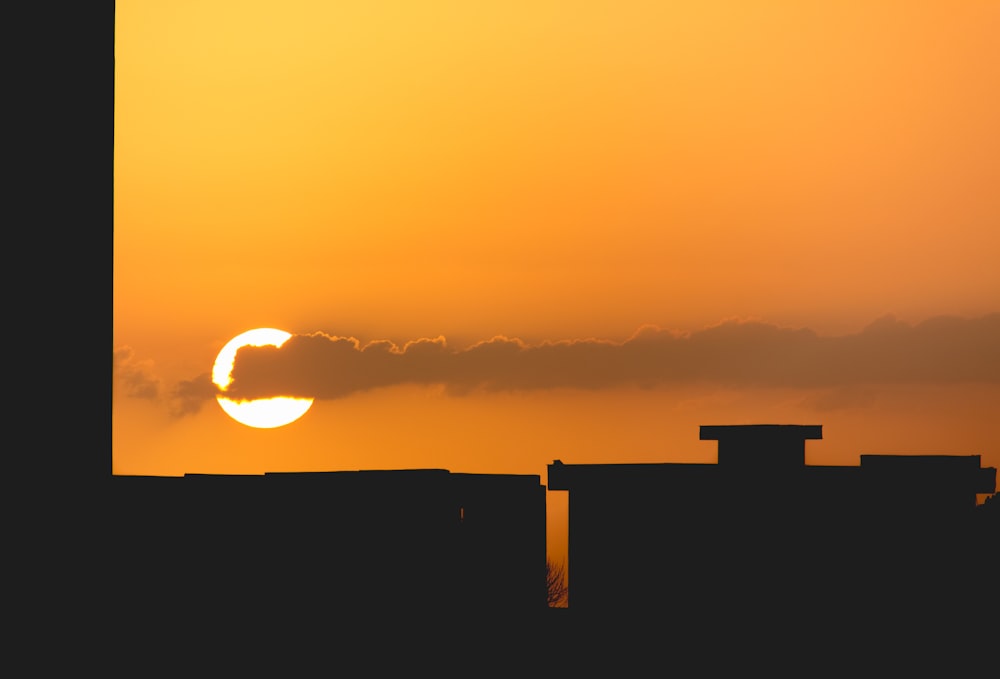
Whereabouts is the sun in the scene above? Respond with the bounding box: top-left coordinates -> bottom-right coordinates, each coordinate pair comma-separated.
212,328 -> 314,428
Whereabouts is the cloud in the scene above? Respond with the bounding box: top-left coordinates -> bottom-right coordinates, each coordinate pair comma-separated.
170,373 -> 218,417
113,346 -> 223,417
113,346 -> 161,400
213,313 -> 1000,401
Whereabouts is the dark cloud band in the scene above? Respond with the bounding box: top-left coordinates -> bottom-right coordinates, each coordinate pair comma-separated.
216,313 -> 1000,402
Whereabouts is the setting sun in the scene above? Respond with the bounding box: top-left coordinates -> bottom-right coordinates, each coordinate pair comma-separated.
212,327 -> 314,428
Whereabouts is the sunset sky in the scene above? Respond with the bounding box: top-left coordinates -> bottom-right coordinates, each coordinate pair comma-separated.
113,1 -> 999,566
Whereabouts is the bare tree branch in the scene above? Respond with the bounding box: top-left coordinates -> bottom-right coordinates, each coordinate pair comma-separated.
546,559 -> 568,608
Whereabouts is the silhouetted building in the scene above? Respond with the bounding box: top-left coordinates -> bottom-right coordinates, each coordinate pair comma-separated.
548,425 -> 997,637
109,469 -> 547,636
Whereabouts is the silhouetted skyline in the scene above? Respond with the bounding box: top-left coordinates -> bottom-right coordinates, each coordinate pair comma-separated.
106,423 -> 998,668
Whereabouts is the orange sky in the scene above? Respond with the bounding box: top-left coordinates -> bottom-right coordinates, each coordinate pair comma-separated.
114,1 -> 1000,566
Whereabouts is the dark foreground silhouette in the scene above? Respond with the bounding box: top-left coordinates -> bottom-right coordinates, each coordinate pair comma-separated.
549,426 -> 999,668
102,425 -> 998,670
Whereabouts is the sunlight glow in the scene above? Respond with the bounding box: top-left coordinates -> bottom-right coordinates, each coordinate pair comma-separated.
216,395 -> 314,429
